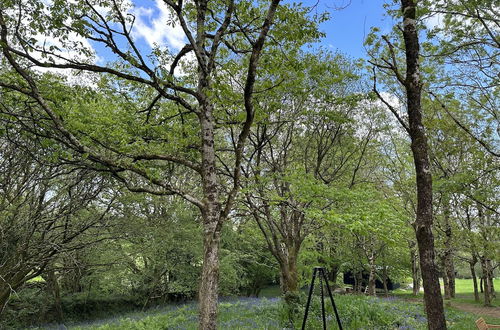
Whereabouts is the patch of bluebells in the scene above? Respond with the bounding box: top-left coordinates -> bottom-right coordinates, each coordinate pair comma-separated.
51,294 -> 477,329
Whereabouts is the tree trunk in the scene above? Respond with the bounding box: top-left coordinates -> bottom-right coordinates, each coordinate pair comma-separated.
382,265 -> 389,297
410,242 -> 421,295
446,259 -> 455,299
442,198 -> 455,298
401,1 -> 447,328
198,96 -> 222,329
0,271 -> 29,316
355,271 -> 363,293
486,259 -> 495,298
470,260 -> 480,302
329,264 -> 339,286
480,257 -> 491,306
442,257 -> 451,300
199,219 -> 222,330
279,252 -> 299,294
0,283 -> 11,315
480,276 -> 484,293
413,275 -> 421,296
46,269 -> 64,322
366,252 -> 377,296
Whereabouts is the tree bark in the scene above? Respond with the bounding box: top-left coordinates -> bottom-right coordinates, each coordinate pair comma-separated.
198,105 -> 224,326
366,252 -> 377,296
410,241 -> 421,295
441,256 -> 451,300
0,270 -> 30,315
198,110 -> 223,329
470,259 -> 480,302
355,271 -> 363,293
445,258 -> 455,299
199,220 -> 221,330
401,1 -> 447,328
480,257 -> 491,306
442,198 -> 455,298
382,265 -> 389,297
46,269 -> 64,322
279,250 -> 299,294
486,259 -> 495,298
0,283 -> 11,316
329,264 -> 340,286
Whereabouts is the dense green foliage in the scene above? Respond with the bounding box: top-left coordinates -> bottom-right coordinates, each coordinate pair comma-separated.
0,0 -> 498,328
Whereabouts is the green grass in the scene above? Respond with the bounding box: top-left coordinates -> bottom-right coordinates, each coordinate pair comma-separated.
395,278 -> 498,305
394,278 -> 499,324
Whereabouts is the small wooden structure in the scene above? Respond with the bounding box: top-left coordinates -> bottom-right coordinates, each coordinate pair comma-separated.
476,318 -> 500,330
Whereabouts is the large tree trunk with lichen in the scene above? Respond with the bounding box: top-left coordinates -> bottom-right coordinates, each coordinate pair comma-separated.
199,220 -> 221,330
401,1 -> 446,328
198,101 -> 223,330
280,255 -> 299,295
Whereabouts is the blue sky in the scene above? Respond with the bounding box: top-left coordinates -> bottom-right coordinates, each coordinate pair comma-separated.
88,0 -> 396,66
299,0 -> 395,58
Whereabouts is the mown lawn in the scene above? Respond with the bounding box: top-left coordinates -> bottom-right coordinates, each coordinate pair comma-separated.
394,278 -> 499,324
451,278 -> 499,306
33,295 -> 481,330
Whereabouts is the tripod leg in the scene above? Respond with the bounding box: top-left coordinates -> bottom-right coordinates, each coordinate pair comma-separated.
320,271 -> 326,330
323,269 -> 343,330
301,268 -> 317,330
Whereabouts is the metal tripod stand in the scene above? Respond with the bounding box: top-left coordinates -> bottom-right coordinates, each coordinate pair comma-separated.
301,267 -> 342,330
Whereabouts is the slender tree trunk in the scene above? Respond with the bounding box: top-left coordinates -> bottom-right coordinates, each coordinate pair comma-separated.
480,276 -> 484,293
470,260 -> 480,302
486,259 -> 495,298
401,1 -> 446,328
329,264 -> 339,285
382,265 -> 389,297
446,259 -> 455,299
480,257 -> 491,306
366,252 -> 377,296
442,256 -> 451,300
46,269 -> 63,322
355,271 -> 363,293
442,198 -> 455,298
410,242 -> 421,295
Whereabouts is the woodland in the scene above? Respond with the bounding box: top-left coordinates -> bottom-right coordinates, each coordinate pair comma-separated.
0,0 -> 498,329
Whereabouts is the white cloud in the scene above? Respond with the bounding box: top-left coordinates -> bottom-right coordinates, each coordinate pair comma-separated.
424,12 -> 445,30
131,0 -> 186,50
23,15 -> 100,86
